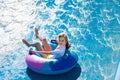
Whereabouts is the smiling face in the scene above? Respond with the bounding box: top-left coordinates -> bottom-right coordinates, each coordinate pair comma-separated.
58,33 -> 68,46
58,37 -> 66,45
57,33 -> 71,48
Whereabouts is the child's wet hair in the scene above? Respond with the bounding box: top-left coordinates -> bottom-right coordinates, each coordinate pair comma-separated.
58,33 -> 71,49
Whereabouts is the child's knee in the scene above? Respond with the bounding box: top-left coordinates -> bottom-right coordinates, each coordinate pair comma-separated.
36,42 -> 40,45
43,38 -> 47,42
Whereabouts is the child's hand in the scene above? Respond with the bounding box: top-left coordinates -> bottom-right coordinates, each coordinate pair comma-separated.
29,48 -> 36,55
30,50 -> 36,53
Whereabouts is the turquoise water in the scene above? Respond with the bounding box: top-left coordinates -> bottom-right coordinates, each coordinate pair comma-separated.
0,0 -> 120,80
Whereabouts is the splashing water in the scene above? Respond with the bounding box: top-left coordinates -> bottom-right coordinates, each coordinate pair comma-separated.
0,0 -> 120,80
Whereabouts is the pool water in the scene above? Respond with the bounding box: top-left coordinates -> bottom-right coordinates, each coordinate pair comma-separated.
0,0 -> 120,80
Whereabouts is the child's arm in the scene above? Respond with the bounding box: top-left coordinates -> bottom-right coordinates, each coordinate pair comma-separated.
36,51 -> 52,54
30,50 -> 52,54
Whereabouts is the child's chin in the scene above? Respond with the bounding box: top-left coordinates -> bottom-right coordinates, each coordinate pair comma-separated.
59,43 -> 62,45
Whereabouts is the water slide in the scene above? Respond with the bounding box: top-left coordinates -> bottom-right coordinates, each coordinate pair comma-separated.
115,62 -> 120,80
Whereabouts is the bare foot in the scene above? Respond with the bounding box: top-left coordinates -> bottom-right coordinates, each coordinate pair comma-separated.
22,39 -> 30,47
35,28 -> 39,38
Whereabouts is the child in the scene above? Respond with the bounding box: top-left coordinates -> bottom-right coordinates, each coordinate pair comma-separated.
22,28 -> 71,59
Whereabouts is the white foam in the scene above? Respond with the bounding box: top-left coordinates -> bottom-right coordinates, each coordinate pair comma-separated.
0,0 -> 36,55
55,0 -> 65,5
34,2 -> 60,27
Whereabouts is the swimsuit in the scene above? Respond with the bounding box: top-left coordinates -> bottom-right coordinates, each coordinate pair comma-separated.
48,45 -> 66,59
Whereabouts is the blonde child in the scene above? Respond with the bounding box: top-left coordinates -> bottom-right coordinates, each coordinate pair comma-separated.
22,28 -> 71,59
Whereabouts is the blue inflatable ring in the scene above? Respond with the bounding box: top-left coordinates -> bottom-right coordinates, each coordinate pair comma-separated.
25,41 -> 78,75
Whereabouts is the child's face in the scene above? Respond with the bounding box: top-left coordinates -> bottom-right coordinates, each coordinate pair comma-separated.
58,37 -> 66,45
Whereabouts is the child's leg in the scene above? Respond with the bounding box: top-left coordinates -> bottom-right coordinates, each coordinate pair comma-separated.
42,38 -> 52,51
22,39 -> 48,58
22,39 -> 30,47
35,28 -> 52,51
35,28 -> 39,38
35,28 -> 44,41
22,39 -> 44,51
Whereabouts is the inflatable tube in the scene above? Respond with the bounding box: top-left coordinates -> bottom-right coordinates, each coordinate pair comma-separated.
25,42 -> 78,75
